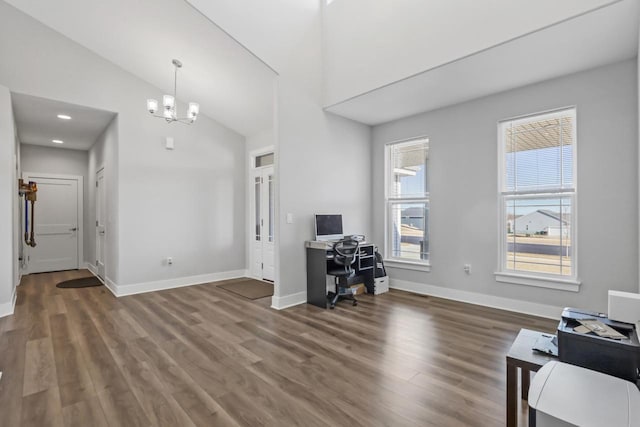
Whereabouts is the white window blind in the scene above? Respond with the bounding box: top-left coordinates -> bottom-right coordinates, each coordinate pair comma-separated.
498,108 -> 577,279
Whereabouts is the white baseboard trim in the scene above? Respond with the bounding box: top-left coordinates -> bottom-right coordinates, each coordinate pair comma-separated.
389,278 -> 563,320
104,276 -> 118,297
113,269 -> 248,297
0,289 -> 17,318
271,291 -> 306,310
86,262 -> 98,276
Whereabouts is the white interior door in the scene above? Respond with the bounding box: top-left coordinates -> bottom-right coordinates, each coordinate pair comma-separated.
96,168 -> 106,279
25,175 -> 80,273
250,164 -> 275,281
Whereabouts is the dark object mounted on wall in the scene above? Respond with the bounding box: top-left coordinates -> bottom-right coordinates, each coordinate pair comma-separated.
18,178 -> 37,247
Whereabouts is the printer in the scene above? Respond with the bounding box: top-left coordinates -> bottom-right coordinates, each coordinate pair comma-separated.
557,307 -> 640,386
529,361 -> 640,427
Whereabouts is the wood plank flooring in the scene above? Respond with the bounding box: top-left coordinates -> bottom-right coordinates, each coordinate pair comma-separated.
0,270 -> 557,426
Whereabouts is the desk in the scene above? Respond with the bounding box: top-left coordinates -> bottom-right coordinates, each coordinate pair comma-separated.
306,241 -> 375,309
506,329 -> 557,427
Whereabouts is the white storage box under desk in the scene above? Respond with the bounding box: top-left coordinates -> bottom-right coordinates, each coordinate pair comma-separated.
373,276 -> 389,295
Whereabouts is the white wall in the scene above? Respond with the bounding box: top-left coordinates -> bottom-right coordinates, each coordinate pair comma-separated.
20,143 -> 90,264
372,59 -> 638,314
0,3 -> 247,293
323,0 -> 616,106
21,144 -> 89,177
0,85 -> 17,314
246,128 -> 274,153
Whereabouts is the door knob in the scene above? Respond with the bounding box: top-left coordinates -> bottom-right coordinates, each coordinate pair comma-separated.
70,227 -> 77,231
99,231 -> 105,235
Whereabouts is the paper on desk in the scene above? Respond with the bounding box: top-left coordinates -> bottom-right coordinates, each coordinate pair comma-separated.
575,319 -> 627,340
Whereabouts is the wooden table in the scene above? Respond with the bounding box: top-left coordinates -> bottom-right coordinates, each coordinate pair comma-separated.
506,329 -> 557,427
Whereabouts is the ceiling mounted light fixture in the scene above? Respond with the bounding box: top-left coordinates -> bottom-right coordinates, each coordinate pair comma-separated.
52,139 -> 64,144
57,114 -> 72,120
146,59 -> 199,124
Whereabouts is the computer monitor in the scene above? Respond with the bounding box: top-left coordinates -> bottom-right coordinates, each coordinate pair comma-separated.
315,214 -> 343,241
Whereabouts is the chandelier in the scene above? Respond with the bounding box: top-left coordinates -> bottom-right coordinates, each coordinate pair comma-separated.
146,59 -> 200,124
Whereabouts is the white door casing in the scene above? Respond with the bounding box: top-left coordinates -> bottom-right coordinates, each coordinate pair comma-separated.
262,166 -> 275,281
23,173 -> 83,274
96,168 -> 106,279
249,153 -> 275,282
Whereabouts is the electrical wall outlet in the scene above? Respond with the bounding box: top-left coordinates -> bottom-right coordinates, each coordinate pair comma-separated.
463,264 -> 471,274
166,256 -> 173,265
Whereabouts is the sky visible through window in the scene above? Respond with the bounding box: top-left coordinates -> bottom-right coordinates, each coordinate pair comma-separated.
398,166 -> 426,197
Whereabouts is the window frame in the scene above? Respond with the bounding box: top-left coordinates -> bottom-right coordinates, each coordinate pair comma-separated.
496,107 -> 580,289
384,137 -> 430,267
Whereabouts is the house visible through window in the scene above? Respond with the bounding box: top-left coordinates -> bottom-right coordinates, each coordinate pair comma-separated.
498,107 -> 576,279
385,138 -> 429,263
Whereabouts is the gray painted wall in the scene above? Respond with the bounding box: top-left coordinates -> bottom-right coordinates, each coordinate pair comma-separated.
274,8 -> 373,303
372,59 -> 638,313
277,79 -> 372,300
20,143 -> 91,265
0,85 -> 17,309
20,144 -> 89,177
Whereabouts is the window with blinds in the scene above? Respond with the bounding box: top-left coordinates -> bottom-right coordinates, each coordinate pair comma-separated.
498,107 -> 577,279
385,138 -> 429,263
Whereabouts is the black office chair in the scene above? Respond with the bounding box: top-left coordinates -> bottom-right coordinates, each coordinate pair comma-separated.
327,238 -> 360,309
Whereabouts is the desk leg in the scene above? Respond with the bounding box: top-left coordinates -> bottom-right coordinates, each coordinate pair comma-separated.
506,362 -> 517,427
521,368 -> 530,401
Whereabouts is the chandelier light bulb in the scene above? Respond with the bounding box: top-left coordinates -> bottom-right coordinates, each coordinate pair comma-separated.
188,102 -> 199,120
147,99 -> 158,114
163,95 -> 175,110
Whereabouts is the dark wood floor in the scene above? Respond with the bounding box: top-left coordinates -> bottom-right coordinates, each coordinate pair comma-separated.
0,270 -> 557,426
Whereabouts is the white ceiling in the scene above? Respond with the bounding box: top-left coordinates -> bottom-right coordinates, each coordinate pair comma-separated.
4,0 -> 277,137
185,0 -> 319,73
325,0 -> 640,126
12,92 -> 116,151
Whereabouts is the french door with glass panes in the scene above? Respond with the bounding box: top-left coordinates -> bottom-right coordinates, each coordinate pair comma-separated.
251,165 -> 274,281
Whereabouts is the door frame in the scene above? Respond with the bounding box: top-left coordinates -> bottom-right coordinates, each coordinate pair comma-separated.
95,165 -> 106,280
248,146 -> 275,281
22,172 -> 84,274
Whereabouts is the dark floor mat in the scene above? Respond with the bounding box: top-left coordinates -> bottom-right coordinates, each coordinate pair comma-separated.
56,276 -> 103,288
218,279 -> 274,300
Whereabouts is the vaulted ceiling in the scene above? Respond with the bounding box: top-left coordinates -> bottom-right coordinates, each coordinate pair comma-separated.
5,0 -> 639,132
4,0 -> 277,137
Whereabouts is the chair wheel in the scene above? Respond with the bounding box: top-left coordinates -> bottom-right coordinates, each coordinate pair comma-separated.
352,301 -> 358,306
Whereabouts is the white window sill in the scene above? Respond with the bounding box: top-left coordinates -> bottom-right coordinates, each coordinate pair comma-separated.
495,271 -> 581,292
384,260 -> 431,272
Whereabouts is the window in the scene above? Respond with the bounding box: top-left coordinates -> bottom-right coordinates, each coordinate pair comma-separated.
385,138 -> 429,264
255,153 -> 274,168
498,108 -> 577,282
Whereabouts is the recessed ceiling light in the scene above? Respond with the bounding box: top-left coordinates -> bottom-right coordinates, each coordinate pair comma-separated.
57,114 -> 72,120
52,139 -> 64,144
